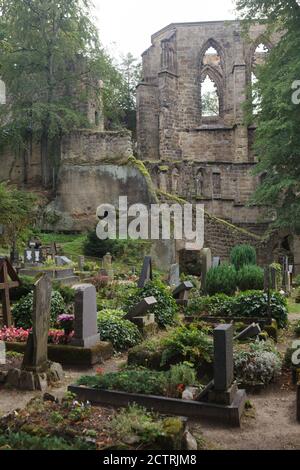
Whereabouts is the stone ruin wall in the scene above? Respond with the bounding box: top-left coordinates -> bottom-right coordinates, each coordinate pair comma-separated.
137,20 -> 281,233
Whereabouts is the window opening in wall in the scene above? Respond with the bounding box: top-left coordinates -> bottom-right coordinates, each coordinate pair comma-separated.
201,75 -> 220,117
202,46 -> 221,67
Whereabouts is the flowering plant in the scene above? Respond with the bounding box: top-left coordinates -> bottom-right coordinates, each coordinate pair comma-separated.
57,314 -> 75,334
48,329 -> 74,345
0,327 -> 30,343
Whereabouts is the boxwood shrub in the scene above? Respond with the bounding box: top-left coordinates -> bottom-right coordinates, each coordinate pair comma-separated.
97,309 -> 141,351
237,265 -> 264,291
205,264 -> 237,296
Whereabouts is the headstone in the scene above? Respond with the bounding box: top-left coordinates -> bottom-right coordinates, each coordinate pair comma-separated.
168,263 -> 180,287
235,323 -> 261,341
200,248 -> 212,292
24,249 -> 33,264
173,281 -> 193,305
103,253 -> 114,280
71,284 -> 100,348
282,256 -> 291,294
22,274 -> 52,373
213,324 -> 234,391
78,256 -> 85,271
125,296 -> 157,321
138,256 -> 153,288
208,324 -> 237,406
212,257 -> 221,268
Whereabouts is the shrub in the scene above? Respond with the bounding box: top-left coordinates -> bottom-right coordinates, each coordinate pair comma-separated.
125,280 -> 179,328
186,291 -> 288,329
295,320 -> 300,337
234,341 -> 282,386
205,264 -> 237,296
83,230 -> 125,258
237,265 -> 264,291
13,291 -> 66,329
295,274 -> 300,287
160,324 -> 213,367
9,276 -> 35,302
230,245 -> 257,271
186,292 -> 231,316
97,309 -> 141,351
229,291 -> 288,329
52,282 -> 76,305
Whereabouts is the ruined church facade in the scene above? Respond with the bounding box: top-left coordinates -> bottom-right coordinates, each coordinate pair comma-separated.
137,20 -> 277,232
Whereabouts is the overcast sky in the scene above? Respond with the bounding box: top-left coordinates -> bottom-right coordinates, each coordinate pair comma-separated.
93,0 -> 237,59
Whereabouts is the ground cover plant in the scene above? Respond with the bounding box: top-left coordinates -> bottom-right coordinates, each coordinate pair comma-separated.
78,362 -> 200,399
234,340 -> 282,387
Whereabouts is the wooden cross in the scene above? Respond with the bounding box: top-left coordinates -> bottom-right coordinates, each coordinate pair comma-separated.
0,257 -> 21,327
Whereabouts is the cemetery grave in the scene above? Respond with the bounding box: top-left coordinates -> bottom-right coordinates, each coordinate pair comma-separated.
0,242 -> 300,449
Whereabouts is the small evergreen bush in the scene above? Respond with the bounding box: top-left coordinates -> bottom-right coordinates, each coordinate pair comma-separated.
97,309 -> 141,351
237,265 -> 264,291
125,280 -> 179,328
230,245 -> 257,270
205,264 -> 237,296
13,291 -> 66,329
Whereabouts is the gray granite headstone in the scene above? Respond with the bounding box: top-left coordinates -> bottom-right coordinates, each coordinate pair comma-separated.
22,274 -> 52,373
213,324 -> 234,391
125,296 -> 157,321
173,281 -> 194,306
71,284 -> 100,348
0,341 -> 5,365
138,256 -> 153,288
168,263 -> 180,287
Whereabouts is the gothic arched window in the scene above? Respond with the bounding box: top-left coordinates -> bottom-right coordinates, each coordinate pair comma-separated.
199,39 -> 224,120
201,74 -> 220,117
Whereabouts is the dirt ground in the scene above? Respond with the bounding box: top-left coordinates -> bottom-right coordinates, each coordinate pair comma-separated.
0,315 -> 299,450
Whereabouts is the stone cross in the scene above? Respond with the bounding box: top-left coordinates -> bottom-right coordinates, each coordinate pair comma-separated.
168,263 -> 180,287
0,257 -> 21,327
71,284 -> 100,348
138,256 -> 153,288
200,248 -> 212,292
22,274 -> 52,373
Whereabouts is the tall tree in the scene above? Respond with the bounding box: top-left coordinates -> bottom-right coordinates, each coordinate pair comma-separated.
236,0 -> 300,231
0,183 -> 36,248
0,0 -> 101,186
119,53 -> 141,137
